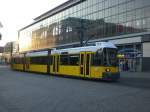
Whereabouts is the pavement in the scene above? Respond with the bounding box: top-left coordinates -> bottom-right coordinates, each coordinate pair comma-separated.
0,65 -> 150,112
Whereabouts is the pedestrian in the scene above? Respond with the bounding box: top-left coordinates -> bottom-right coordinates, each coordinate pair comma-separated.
125,60 -> 128,71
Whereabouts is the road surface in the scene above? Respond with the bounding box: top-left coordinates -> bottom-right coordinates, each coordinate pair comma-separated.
0,65 -> 150,112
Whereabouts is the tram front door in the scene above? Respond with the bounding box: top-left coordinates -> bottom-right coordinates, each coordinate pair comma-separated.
52,55 -> 59,74
80,52 -> 91,78
25,57 -> 30,71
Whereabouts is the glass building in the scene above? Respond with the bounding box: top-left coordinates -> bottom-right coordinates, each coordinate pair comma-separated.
18,0 -> 150,71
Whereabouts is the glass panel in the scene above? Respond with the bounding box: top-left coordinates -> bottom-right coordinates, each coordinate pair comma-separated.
103,48 -> 118,66
144,6 -> 150,18
143,17 -> 150,29
135,0 -> 143,8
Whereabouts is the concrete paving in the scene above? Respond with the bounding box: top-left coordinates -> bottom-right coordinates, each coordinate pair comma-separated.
0,65 -> 150,112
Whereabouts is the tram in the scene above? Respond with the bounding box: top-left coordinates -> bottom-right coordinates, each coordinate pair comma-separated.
11,42 -> 120,81
11,53 -> 24,71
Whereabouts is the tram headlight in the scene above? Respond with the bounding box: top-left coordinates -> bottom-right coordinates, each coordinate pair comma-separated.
105,68 -> 110,72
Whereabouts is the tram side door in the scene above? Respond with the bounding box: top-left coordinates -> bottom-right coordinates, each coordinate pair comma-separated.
52,55 -> 59,74
25,57 -> 30,71
80,52 -> 91,78
23,54 -> 25,71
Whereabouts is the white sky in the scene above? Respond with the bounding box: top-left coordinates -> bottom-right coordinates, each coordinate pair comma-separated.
0,0 -> 67,46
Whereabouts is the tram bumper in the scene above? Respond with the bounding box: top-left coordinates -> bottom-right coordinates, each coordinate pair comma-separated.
102,72 -> 120,81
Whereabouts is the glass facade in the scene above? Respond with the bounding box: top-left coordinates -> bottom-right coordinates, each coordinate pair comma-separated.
19,0 -> 150,52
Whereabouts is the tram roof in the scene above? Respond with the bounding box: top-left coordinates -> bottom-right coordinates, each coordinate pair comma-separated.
12,53 -> 24,58
24,42 -> 116,56
51,42 -> 117,54
26,51 -> 48,57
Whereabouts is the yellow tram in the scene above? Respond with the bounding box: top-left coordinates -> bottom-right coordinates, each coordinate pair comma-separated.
25,51 -> 48,73
11,53 -> 24,71
11,42 -> 120,81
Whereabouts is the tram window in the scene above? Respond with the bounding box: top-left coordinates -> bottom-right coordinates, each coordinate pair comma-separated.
68,54 -> 79,65
81,54 -> 84,65
103,49 -> 107,65
60,55 -> 69,65
42,57 -> 47,64
11,58 -> 13,62
15,58 -> 17,64
30,57 -> 37,64
30,56 -> 48,64
13,58 -> 16,63
108,49 -> 118,66
20,58 -> 24,64
103,48 -> 118,66
14,58 -> 16,64
13,58 -> 24,64
92,53 -> 102,66
50,56 -> 53,65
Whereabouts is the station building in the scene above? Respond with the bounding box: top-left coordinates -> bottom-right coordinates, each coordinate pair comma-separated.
18,0 -> 150,72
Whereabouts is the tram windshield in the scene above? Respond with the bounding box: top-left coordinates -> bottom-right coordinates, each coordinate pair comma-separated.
103,48 -> 118,66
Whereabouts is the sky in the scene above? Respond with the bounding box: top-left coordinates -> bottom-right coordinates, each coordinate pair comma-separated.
0,0 -> 67,46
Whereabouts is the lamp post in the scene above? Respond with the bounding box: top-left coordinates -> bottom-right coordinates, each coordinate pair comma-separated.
0,22 -> 3,28
76,19 -> 85,47
0,22 -> 3,40
0,33 -> 1,40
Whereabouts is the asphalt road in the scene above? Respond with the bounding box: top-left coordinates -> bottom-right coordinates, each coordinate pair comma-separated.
0,66 -> 150,112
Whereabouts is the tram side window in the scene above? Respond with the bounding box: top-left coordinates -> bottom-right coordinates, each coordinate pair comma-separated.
30,57 -> 38,64
30,56 -> 48,64
12,58 -> 15,63
14,58 -> 16,64
42,57 -> 48,64
12,58 -> 16,63
92,53 -> 102,66
13,58 -> 23,64
60,55 -> 69,65
68,54 -> 79,65
20,58 -> 24,64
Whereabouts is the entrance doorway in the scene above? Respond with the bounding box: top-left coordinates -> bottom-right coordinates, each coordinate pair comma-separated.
117,44 -> 142,72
